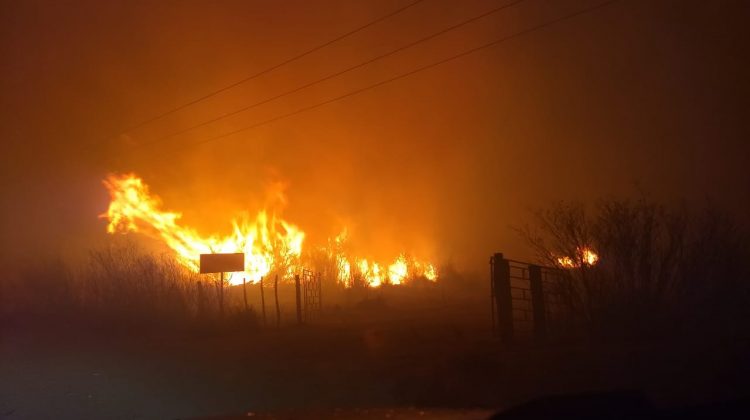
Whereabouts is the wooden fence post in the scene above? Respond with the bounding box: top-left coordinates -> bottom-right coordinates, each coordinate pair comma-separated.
260,276 -> 267,326
490,257 -> 496,335
218,272 -> 225,317
242,277 -> 248,312
492,253 -> 513,343
529,264 -> 547,341
317,272 -> 322,311
274,274 -> 280,328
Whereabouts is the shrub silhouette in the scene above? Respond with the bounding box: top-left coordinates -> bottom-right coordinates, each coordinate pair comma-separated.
518,197 -> 750,339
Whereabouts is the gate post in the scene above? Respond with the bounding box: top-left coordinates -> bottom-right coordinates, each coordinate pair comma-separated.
295,274 -> 302,325
529,265 -> 547,341
491,253 -> 513,343
490,256 -> 496,335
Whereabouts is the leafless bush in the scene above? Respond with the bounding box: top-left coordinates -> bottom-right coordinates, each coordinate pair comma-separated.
83,242 -> 203,327
519,198 -> 750,338
3,241 -> 257,332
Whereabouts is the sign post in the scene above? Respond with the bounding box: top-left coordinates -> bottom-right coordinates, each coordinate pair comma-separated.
199,253 -> 244,316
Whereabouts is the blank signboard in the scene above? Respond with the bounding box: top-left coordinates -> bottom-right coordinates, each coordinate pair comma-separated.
199,253 -> 244,274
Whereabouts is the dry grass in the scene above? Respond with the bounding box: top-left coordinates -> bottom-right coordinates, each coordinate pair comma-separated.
1,241 -> 259,333
0,241 -> 484,336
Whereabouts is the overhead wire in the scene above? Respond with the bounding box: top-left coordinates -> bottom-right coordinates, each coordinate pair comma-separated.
135,0 -> 527,149
114,0 -> 426,137
160,0 -> 621,154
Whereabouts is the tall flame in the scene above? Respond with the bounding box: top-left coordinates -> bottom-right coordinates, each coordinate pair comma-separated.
101,173 -> 437,287
102,174 -> 303,284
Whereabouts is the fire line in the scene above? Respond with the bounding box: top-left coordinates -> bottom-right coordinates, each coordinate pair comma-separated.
101,173 -> 437,286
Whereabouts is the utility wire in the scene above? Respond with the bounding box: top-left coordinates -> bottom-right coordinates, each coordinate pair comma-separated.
116,0 -> 426,137
170,0 -> 620,152
137,0 -> 527,149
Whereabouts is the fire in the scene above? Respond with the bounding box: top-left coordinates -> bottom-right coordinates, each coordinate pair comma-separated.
556,247 -> 599,268
101,173 -> 437,286
102,174 -> 303,284
320,230 -> 436,287
386,255 -> 436,284
388,255 -> 408,285
357,259 -> 383,287
347,254 -> 436,287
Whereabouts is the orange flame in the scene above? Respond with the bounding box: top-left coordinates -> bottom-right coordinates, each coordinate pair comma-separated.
102,174 -> 303,285
556,247 -> 599,268
101,173 -> 437,287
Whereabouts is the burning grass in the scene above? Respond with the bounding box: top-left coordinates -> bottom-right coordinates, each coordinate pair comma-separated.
101,173 -> 437,287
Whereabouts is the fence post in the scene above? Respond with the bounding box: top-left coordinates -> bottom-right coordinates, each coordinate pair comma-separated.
218,272 -> 225,317
490,256 -> 496,335
274,274 -> 280,328
295,274 -> 302,325
529,264 -> 547,341
260,276 -> 267,326
492,253 -> 513,343
317,272 -> 322,311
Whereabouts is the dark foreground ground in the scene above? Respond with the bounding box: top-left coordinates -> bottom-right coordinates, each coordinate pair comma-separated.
2,303 -> 750,419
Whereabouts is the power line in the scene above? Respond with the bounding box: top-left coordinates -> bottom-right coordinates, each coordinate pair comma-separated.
117,0 -> 426,137
167,0 -> 620,153
137,0 -> 527,149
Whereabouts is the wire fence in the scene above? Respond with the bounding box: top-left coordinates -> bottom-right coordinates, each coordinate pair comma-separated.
490,253 -> 574,342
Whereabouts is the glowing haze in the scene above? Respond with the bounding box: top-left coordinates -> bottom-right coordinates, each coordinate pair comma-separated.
101,173 -> 437,286
1,1 -> 748,281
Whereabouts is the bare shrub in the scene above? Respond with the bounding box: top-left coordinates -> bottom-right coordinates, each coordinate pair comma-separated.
519,198 -> 749,339
3,241 -> 258,333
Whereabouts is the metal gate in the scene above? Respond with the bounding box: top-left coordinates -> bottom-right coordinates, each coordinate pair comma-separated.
301,269 -> 322,322
490,252 -> 570,342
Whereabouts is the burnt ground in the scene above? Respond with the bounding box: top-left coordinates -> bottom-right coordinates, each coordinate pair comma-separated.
2,299 -> 750,419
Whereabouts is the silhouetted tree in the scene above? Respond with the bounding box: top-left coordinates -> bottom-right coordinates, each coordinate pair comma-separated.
519,197 -> 749,339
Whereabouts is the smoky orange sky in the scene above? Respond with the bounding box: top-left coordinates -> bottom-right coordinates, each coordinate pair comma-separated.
1,0 -> 749,272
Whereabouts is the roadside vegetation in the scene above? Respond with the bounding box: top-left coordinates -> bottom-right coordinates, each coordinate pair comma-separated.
518,197 -> 750,340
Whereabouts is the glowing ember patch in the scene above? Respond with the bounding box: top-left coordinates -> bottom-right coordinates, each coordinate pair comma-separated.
101,173 -> 438,287
556,247 -> 599,268
422,263 -> 437,281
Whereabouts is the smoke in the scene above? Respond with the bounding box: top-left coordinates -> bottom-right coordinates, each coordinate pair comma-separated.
2,0 -> 749,274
